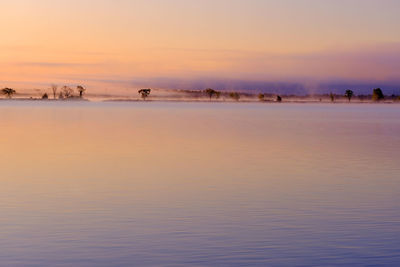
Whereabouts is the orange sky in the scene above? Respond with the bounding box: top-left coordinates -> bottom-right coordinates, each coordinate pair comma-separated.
1,0 -> 400,92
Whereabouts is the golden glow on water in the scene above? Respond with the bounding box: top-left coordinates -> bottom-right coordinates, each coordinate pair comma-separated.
1,102 -> 400,265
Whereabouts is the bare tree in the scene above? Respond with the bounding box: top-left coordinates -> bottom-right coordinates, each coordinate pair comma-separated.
61,86 -> 73,98
77,85 -> 86,98
51,84 -> 58,99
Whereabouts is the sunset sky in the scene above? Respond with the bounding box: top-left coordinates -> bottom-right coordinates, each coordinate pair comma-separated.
1,0 -> 400,93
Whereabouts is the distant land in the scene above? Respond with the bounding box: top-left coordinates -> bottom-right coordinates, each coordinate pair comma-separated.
1,86 -> 399,104
2,77 -> 400,97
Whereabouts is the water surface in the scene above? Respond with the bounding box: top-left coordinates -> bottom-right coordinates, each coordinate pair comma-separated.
1,102 -> 399,266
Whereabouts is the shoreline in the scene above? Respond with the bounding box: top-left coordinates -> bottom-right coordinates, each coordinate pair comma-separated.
0,97 -> 399,104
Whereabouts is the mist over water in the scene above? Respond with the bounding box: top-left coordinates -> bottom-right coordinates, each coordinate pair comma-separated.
1,102 -> 400,266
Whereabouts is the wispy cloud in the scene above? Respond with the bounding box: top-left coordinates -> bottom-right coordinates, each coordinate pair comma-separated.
15,62 -> 105,68
2,43 -> 400,95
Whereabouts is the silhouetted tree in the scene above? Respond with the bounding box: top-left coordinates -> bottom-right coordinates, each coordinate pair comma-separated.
61,86 -> 73,98
372,88 -> 384,101
138,88 -> 151,100
229,92 -> 240,101
215,91 -> 221,100
42,93 -> 48,99
77,85 -> 86,98
258,93 -> 265,101
51,84 -> 58,99
276,95 -> 282,102
330,92 -> 335,102
204,88 -> 217,100
1,88 -> 16,98
345,90 -> 354,102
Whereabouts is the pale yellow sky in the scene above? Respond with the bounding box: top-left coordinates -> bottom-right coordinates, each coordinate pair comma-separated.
1,0 -> 400,92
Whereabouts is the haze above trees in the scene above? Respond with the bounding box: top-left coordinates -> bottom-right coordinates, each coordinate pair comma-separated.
1,85 -> 398,103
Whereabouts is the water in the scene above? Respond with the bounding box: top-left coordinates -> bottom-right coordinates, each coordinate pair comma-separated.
1,101 -> 399,266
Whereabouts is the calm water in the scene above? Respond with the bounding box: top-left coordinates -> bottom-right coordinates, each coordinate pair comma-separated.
1,101 -> 399,266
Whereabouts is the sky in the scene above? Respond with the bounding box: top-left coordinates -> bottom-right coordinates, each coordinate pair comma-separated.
1,0 -> 400,94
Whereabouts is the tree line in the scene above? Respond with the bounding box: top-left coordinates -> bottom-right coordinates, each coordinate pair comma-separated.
1,86 -> 398,102
327,88 -> 387,102
50,85 -> 86,99
1,85 -> 86,99
205,88 -> 392,102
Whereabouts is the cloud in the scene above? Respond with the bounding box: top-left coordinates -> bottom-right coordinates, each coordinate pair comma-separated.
15,62 -> 104,68
2,43 -> 400,95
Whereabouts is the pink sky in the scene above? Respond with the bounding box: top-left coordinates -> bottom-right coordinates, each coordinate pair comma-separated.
1,0 -> 400,93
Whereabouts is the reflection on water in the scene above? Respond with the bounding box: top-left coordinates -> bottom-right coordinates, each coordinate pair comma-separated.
1,101 -> 400,266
